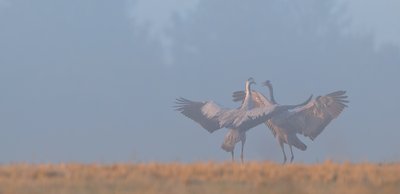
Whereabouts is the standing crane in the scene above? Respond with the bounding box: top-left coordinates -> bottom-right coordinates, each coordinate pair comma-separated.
232,80 -> 348,163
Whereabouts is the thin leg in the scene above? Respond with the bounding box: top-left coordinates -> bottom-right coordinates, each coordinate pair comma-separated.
278,138 -> 287,164
240,140 -> 245,163
231,151 -> 234,162
289,145 -> 294,163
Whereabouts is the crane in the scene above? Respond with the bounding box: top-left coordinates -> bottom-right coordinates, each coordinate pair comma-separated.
232,80 -> 348,163
175,78 -> 307,162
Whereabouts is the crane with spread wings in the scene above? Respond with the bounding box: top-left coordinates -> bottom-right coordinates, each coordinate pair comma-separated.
175,78 -> 308,162
232,80 -> 348,163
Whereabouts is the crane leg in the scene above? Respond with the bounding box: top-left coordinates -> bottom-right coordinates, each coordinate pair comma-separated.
289,145 -> 294,163
278,138 -> 287,164
240,140 -> 245,164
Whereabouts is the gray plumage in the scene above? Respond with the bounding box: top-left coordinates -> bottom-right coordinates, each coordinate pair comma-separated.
232,80 -> 348,163
175,78 -> 306,162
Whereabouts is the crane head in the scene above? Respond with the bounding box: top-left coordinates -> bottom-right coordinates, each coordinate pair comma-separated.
262,80 -> 272,87
247,77 -> 256,85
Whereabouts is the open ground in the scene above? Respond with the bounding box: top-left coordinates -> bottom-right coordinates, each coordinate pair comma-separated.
0,161 -> 399,194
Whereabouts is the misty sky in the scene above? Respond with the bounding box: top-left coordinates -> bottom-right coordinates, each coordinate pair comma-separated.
0,0 -> 399,163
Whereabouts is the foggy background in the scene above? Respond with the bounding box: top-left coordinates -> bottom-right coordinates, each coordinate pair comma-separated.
0,0 -> 399,163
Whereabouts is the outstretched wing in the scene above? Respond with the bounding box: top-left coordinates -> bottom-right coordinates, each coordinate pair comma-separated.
175,97 -> 277,131
287,91 -> 349,140
238,105 -> 277,130
174,98 -> 224,133
232,90 -> 274,108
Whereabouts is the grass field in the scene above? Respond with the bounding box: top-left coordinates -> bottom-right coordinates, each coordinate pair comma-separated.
0,161 -> 399,194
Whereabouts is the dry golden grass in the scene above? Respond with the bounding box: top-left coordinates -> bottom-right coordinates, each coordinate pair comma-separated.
0,161 -> 399,194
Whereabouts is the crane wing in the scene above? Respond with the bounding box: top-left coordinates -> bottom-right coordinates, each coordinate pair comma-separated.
174,98 -> 224,133
232,90 -> 274,108
232,90 -> 246,102
175,97 -> 277,131
218,105 -> 277,130
287,91 -> 349,140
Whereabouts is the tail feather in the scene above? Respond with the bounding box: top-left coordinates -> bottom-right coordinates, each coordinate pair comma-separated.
221,143 -> 235,152
221,129 -> 242,152
291,135 -> 307,151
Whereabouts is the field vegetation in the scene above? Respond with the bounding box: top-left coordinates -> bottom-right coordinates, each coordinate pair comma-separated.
0,161 -> 399,194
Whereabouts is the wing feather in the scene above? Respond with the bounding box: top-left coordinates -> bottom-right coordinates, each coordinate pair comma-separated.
174,98 -> 223,133
287,90 -> 349,140
233,105 -> 277,130
232,91 -> 246,102
176,95 -> 278,132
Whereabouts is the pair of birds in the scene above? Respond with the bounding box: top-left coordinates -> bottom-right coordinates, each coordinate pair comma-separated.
175,78 -> 348,163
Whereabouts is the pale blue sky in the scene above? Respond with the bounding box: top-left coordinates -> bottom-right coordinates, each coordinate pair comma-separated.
0,0 -> 399,163
342,0 -> 400,46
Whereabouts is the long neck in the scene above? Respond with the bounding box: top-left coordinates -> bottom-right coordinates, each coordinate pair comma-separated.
243,81 -> 253,109
245,81 -> 251,94
267,85 -> 277,104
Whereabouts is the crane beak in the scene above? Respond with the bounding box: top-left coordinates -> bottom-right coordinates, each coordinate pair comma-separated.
262,80 -> 270,86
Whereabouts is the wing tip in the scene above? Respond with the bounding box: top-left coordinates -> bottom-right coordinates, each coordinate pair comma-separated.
174,97 -> 193,111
